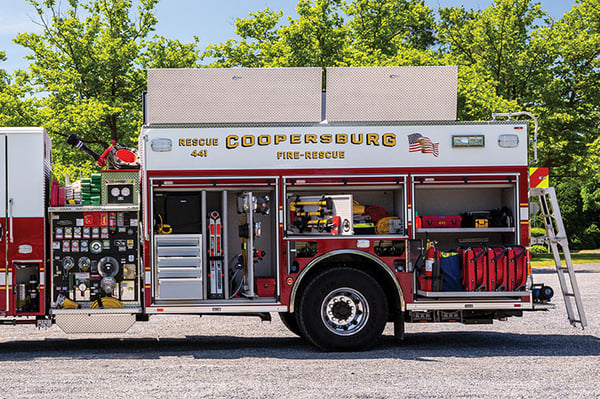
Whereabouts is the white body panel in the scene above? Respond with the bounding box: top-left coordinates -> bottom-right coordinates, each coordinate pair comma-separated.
141,123 -> 528,171
0,127 -> 49,217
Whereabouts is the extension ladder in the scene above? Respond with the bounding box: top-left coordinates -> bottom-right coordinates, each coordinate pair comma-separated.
530,187 -> 587,328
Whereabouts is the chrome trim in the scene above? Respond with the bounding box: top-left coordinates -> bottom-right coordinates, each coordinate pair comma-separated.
49,205 -> 140,212
8,198 -> 13,243
289,249 -> 404,313
407,301 -> 532,311
146,304 -> 287,314
51,307 -> 142,315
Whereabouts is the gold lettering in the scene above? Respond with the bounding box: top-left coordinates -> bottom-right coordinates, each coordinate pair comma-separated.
351,134 -> 363,145
383,133 -> 396,147
226,135 -> 239,149
305,134 -> 317,144
320,134 -> 332,144
290,135 -> 301,144
367,133 -> 379,146
179,139 -> 185,146
336,134 -> 348,144
275,135 -> 286,144
242,135 -> 255,147
258,135 -> 271,146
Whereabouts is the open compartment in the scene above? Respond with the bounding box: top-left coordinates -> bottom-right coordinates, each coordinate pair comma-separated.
412,174 -> 519,250
14,262 -> 41,314
150,177 -> 279,304
284,175 -> 407,237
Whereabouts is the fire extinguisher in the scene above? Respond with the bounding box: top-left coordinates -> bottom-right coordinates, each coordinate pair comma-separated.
419,240 -> 436,292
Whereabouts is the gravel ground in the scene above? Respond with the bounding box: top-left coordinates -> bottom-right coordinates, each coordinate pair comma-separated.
0,265 -> 598,399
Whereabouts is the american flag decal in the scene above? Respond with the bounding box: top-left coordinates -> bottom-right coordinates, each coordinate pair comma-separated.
408,133 -> 439,157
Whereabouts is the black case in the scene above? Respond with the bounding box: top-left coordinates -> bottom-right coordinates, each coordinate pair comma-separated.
166,193 -> 202,234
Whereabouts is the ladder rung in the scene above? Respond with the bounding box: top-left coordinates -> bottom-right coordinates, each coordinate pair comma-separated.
564,293 -> 575,297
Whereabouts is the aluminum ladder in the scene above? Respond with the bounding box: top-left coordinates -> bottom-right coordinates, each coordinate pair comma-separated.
530,187 -> 587,328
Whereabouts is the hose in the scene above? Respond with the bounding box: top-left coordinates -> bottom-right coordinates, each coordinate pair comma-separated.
57,294 -> 82,309
156,214 -> 172,234
90,297 -> 124,309
375,216 -> 399,234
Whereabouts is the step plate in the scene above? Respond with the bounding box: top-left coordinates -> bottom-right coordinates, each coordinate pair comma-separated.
55,311 -> 137,333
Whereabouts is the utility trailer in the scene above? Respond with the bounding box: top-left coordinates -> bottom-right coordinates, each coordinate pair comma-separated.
0,67 -> 586,351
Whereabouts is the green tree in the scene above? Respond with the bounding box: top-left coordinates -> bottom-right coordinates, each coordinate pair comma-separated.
15,0 -> 199,177
0,51 -> 38,126
203,0 -> 349,68
201,9 -> 284,67
345,0 -> 435,57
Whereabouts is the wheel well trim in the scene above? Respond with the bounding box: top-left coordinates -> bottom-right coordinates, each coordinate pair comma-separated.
289,249 -> 405,313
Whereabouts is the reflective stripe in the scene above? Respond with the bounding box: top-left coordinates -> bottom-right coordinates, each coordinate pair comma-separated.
520,206 -> 529,220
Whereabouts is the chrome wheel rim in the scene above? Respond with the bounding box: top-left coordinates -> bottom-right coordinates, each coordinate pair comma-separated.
321,287 -> 369,336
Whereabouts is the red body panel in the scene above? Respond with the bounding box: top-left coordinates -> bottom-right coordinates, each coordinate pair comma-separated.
3,217 -> 45,316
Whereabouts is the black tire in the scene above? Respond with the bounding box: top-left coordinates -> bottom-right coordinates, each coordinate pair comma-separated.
279,312 -> 303,337
297,267 -> 388,351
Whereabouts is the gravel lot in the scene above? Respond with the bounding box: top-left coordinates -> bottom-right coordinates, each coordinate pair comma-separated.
1,265 -> 598,399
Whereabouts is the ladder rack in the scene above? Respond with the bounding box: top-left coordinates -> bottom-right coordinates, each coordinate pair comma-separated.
530,187 -> 587,328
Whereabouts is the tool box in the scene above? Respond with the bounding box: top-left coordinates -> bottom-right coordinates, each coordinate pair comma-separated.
422,215 -> 462,228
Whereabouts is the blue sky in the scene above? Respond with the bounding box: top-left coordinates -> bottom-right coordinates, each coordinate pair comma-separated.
0,0 -> 576,73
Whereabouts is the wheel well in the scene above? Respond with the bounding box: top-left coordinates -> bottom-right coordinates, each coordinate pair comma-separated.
291,252 -> 402,321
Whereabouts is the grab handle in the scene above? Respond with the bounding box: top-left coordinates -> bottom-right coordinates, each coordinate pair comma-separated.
8,198 -> 14,243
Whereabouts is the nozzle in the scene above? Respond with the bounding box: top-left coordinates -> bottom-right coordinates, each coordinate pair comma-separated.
66,134 -> 101,161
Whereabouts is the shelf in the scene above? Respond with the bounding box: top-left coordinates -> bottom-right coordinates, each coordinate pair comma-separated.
416,227 -> 515,233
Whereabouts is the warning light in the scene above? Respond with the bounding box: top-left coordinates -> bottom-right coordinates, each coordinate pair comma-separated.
286,277 -> 293,286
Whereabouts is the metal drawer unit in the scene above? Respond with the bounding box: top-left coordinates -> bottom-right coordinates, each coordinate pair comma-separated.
154,234 -> 202,300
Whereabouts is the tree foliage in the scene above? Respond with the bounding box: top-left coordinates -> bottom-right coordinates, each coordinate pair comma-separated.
14,0 -> 199,177
0,52 -> 38,126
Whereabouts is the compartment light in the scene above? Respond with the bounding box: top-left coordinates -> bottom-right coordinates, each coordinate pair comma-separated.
151,138 -> 172,152
498,134 -> 519,148
356,240 -> 370,248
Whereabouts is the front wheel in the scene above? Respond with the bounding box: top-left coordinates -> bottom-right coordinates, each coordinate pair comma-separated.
297,267 -> 388,351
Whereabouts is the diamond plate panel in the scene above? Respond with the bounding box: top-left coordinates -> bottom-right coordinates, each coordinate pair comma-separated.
147,68 -> 323,124
326,66 -> 457,122
55,313 -> 136,333
100,170 -> 140,205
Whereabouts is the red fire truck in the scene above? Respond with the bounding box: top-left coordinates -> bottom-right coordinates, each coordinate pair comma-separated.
0,67 -> 585,351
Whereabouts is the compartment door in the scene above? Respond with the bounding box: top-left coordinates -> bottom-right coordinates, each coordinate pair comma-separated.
0,135 -> 7,312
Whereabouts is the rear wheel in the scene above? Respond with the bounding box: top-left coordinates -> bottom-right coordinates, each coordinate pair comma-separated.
278,312 -> 303,337
297,267 -> 388,351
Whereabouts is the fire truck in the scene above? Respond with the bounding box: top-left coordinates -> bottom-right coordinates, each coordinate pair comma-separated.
0,67 -> 586,351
